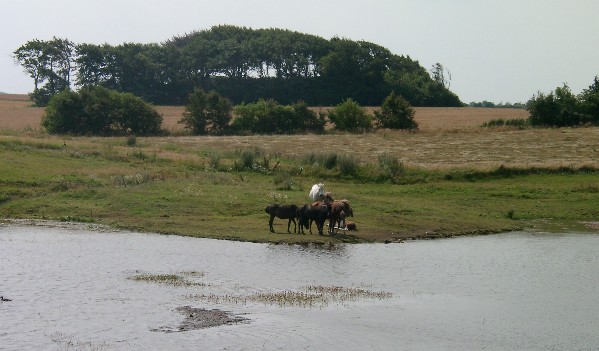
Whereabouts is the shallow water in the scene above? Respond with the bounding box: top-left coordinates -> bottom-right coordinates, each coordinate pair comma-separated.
1,225 -> 598,350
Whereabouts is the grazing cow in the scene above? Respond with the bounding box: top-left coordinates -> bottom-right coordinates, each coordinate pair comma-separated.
329,200 -> 353,235
297,203 -> 330,235
265,204 -> 298,233
309,183 -> 325,202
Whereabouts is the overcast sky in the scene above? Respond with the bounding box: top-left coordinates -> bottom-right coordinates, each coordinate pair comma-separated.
2,0 -> 598,103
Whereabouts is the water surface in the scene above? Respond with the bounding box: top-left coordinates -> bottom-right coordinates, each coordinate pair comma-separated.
1,225 -> 598,350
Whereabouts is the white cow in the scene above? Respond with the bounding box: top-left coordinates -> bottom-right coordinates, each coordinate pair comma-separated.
309,183 -> 325,202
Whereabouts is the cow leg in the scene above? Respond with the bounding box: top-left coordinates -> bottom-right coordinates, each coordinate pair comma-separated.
269,215 -> 275,233
287,218 -> 296,233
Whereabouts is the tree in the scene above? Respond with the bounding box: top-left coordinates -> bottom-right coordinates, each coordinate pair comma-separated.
430,62 -> 451,88
42,86 -> 162,135
13,37 -> 74,106
374,92 -> 418,130
179,88 -> 232,135
579,76 -> 599,124
328,98 -> 372,133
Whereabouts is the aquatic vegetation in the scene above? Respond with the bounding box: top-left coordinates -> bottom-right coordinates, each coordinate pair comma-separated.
128,272 -> 205,287
187,285 -> 392,308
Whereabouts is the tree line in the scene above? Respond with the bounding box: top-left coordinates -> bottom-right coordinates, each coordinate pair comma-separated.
13,25 -> 462,107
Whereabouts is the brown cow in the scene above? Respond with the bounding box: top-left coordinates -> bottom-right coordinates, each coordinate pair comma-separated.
329,200 -> 353,235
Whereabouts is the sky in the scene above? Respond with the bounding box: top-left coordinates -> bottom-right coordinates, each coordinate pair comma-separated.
2,0 -> 598,103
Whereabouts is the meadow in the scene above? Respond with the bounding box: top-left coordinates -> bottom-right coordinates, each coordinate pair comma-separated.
2,94 -> 598,243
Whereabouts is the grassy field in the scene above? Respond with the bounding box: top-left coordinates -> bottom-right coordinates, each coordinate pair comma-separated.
2,94 -> 599,243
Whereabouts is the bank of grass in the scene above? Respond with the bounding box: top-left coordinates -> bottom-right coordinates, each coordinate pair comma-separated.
2,133 -> 599,243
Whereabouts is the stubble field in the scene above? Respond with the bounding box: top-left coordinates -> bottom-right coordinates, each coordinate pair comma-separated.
2,94 -> 596,170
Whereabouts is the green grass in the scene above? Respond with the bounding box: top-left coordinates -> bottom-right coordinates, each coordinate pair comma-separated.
2,135 -> 599,243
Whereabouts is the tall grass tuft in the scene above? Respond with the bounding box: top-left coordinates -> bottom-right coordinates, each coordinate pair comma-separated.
206,150 -> 221,169
234,147 -> 269,172
378,152 -> 405,181
273,172 -> 301,191
126,135 -> 137,146
337,154 -> 359,177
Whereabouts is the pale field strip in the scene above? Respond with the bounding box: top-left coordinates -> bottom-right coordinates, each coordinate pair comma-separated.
2,94 -> 598,170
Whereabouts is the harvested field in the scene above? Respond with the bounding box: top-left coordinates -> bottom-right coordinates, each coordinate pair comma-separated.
0,94 -> 528,132
3,93 -> 596,171
0,94 -> 44,131
150,127 -> 599,170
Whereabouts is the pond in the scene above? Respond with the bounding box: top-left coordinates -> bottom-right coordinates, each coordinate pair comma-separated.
1,224 -> 598,350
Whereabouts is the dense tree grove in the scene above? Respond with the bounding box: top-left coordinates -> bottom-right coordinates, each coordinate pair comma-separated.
14,25 -> 462,107
528,78 -> 599,127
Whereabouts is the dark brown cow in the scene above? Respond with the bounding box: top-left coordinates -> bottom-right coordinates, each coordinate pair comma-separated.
297,203 -> 330,235
266,204 -> 298,233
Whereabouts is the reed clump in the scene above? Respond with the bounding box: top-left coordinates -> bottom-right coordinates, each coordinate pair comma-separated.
187,285 -> 392,308
128,272 -> 205,287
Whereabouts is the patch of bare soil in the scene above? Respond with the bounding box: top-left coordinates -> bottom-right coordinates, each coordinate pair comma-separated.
151,306 -> 249,332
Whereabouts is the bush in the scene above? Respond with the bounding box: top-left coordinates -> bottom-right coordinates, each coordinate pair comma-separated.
337,154 -> 359,176
328,98 -> 372,133
42,86 -> 163,135
374,92 -> 418,130
126,135 -> 137,146
481,118 -> 529,128
527,84 -> 584,127
232,99 -> 324,135
302,152 -> 338,169
378,152 -> 405,180
179,88 -> 232,135
290,101 -> 326,133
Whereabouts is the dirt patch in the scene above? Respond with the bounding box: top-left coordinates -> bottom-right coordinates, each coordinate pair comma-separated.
152,306 -> 249,332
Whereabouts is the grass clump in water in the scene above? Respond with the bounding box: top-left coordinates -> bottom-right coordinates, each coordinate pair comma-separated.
128,272 -> 205,287
188,285 -> 392,308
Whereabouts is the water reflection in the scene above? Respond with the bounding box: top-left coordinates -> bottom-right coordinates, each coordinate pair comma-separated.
1,224 -> 598,350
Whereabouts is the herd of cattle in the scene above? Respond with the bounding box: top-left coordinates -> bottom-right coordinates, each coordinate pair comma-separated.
265,183 -> 355,235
